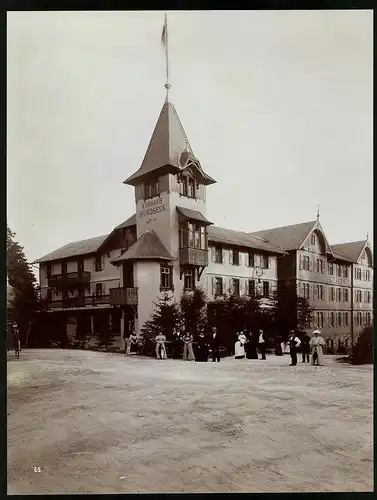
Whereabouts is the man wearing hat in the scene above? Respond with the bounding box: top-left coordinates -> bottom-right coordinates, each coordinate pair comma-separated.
288,330 -> 301,366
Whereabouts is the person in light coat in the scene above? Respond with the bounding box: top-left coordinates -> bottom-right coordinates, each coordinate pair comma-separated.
310,330 -> 326,366
155,333 -> 167,359
235,332 -> 247,359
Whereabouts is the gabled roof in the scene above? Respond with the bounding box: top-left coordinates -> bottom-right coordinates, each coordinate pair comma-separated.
33,234 -> 108,263
123,100 -> 215,186
114,214 -> 137,230
208,226 -> 285,254
176,206 -> 213,225
250,221 -> 317,251
331,252 -> 355,263
110,230 -> 175,264
331,240 -> 367,263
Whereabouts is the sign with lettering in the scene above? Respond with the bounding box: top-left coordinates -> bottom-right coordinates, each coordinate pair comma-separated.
139,197 -> 167,218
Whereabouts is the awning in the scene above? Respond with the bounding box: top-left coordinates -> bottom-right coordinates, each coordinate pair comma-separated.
176,206 -> 213,226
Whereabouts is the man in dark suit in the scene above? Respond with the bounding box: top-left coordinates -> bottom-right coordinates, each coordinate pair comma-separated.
209,326 -> 221,362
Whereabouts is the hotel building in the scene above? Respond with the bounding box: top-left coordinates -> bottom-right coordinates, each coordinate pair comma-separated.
34,99 -> 372,350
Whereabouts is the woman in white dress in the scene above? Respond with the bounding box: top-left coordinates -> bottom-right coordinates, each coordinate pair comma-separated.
309,330 -> 326,366
235,332 -> 247,359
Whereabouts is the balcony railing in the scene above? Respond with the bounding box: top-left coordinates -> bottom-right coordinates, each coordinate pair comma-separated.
44,294 -> 110,309
48,272 -> 91,288
109,287 -> 138,306
179,247 -> 209,267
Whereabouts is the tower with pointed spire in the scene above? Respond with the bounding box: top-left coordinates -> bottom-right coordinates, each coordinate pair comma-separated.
123,97 -> 216,330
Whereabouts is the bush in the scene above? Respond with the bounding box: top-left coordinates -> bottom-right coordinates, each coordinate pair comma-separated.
350,326 -> 373,365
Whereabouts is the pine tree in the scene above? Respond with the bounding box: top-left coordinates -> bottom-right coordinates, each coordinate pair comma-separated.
7,226 -> 41,346
141,293 -> 182,342
180,287 -> 207,336
350,325 -> 373,365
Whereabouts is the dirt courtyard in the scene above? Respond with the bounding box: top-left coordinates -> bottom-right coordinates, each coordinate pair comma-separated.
7,349 -> 373,494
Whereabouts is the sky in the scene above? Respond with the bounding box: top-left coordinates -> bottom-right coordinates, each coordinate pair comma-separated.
7,10 -> 373,272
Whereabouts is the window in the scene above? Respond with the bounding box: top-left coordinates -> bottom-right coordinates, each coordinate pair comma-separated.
315,259 -> 320,273
343,312 -> 348,327
302,255 -> 310,270
366,312 -> 371,326
232,249 -> 240,266
248,252 -> 255,267
336,312 -> 341,327
95,255 -> 103,272
248,279 -> 255,296
262,281 -> 270,298
95,283 -> 103,296
328,262 -> 334,276
343,266 -> 348,278
366,291 -> 371,303
355,290 -> 362,303
179,175 -> 197,199
316,312 -> 324,328
180,177 -> 188,197
184,269 -> 194,290
311,234 -> 316,245
160,266 -> 173,290
336,264 -> 341,277
329,312 -> 334,328
362,251 -> 366,260
355,268 -> 362,280
343,288 -> 349,302
188,178 -> 196,198
46,287 -> 52,301
318,285 -> 324,301
261,254 -> 269,269
303,283 -> 310,299
46,263 -> 51,279
232,278 -> 240,296
320,260 -> 325,274
355,312 -> 361,326
319,312 -> 324,328
336,288 -> 341,302
330,287 -> 335,302
145,179 -> 159,199
214,277 -> 223,296
214,246 -> 222,264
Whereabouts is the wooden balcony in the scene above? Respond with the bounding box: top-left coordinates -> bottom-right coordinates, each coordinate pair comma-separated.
179,247 -> 209,267
44,295 -> 110,309
109,287 -> 138,306
48,272 -> 91,288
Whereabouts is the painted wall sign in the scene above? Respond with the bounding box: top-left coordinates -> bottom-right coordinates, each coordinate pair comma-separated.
139,197 -> 167,218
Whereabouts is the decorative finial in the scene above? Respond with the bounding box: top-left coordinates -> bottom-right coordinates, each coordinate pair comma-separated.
316,205 -> 320,221
366,231 -> 369,241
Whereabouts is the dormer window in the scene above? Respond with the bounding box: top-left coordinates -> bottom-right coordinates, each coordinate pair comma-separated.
178,174 -> 198,199
144,179 -> 159,199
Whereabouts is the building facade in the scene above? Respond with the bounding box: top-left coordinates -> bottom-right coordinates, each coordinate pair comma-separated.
34,98 -> 373,350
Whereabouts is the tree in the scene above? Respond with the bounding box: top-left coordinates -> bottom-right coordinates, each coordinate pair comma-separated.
180,287 -> 207,336
208,292 -> 263,353
350,325 -> 373,365
7,225 -> 41,346
296,296 -> 314,332
141,292 -> 182,343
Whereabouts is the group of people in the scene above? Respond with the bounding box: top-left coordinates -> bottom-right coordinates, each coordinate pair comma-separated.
127,326 -> 327,366
170,326 -> 222,362
234,329 -> 326,366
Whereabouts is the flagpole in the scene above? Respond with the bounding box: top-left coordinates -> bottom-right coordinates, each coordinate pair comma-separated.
164,13 -> 171,97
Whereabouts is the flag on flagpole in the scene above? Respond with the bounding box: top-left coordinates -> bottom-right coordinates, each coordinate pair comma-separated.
161,15 -> 167,46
